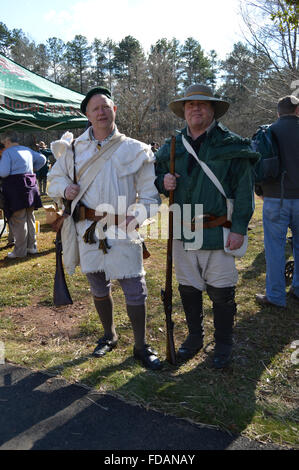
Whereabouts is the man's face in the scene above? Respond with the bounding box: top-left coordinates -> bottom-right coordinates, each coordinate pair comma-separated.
184,100 -> 215,131
86,94 -> 117,134
3,138 -> 12,149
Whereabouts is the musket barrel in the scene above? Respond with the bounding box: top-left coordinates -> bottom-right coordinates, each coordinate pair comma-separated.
163,135 -> 176,365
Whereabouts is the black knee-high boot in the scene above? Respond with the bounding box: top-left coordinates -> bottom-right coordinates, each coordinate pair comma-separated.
206,285 -> 236,368
177,284 -> 204,360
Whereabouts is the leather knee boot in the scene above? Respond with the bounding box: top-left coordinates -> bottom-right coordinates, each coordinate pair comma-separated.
177,284 -> 204,360
206,285 -> 236,368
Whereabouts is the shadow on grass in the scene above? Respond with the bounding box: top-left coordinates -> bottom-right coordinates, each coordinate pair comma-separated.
0,246 -> 55,264
1,257 -> 297,449
23,295 -> 296,448
241,250 -> 266,279
241,239 -> 294,282
2,358 -> 260,450
2,293 -> 296,450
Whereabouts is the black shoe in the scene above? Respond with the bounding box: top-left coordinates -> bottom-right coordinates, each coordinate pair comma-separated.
177,334 -> 203,361
5,242 -> 15,248
134,344 -> 162,370
289,287 -> 299,301
255,294 -> 285,308
177,346 -> 202,361
92,337 -> 117,357
212,343 -> 232,369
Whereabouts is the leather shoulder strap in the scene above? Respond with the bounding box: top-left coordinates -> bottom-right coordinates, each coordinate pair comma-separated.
71,141 -> 77,184
70,134 -> 126,214
182,134 -> 227,199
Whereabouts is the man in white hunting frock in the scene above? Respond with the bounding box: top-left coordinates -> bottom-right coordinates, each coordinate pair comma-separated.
48,87 -> 162,370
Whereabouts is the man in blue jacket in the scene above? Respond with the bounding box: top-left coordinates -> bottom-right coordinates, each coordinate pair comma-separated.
0,131 -> 46,258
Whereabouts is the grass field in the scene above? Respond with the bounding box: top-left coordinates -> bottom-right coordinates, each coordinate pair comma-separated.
0,195 -> 298,448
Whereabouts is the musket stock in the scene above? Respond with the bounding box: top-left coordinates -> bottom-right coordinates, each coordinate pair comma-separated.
52,151 -> 74,307
53,228 -> 73,307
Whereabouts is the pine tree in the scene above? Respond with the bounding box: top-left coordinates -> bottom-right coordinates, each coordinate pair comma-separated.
46,37 -> 66,83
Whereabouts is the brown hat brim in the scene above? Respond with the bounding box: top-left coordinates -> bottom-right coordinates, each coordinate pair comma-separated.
169,94 -> 230,120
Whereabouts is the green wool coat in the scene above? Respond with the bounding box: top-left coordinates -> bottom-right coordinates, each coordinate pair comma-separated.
154,122 -> 260,250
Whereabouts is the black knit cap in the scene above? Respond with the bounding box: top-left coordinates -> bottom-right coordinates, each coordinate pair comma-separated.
80,86 -> 112,115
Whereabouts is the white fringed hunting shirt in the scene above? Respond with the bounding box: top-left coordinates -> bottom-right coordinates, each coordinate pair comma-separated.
48,128 -> 160,279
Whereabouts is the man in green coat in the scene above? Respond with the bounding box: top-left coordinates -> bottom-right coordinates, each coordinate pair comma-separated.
155,84 -> 259,368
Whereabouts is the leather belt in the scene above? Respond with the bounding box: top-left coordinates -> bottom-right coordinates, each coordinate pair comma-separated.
191,214 -> 232,232
80,207 -> 230,230
81,206 -> 126,225
84,207 -> 106,221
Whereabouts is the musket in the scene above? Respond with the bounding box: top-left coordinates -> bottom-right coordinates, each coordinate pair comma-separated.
161,135 -> 176,365
53,225 -> 73,307
52,143 -> 78,307
52,191 -> 73,306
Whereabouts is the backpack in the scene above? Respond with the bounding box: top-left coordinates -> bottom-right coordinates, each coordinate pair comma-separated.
252,125 -> 281,184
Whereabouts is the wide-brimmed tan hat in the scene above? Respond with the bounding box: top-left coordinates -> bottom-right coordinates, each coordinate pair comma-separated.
169,84 -> 230,119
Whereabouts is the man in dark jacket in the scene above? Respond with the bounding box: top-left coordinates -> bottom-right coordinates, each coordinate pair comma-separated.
155,84 -> 259,368
35,141 -> 52,195
256,95 -> 299,308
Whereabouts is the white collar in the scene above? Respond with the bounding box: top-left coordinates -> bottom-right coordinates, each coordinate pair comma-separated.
89,126 -> 118,147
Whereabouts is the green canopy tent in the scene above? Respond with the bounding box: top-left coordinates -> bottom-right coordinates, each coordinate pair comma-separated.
0,54 -> 88,131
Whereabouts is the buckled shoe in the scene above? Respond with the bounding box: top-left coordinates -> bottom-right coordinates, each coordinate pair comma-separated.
133,344 -> 162,370
92,337 -> 117,357
289,288 -> 299,301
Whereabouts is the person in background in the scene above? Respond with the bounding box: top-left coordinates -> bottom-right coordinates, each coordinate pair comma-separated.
255,95 -> 299,307
0,131 -> 46,258
151,142 -> 159,153
35,141 -> 51,195
0,143 -> 15,248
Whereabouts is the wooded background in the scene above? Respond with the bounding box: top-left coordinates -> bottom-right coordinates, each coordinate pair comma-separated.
0,0 -> 298,144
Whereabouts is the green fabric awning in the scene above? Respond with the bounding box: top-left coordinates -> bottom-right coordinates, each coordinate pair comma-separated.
0,54 -> 88,131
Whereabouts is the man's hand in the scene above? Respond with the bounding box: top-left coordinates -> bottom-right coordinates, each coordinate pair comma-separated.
164,173 -> 180,191
64,184 -> 80,200
225,232 -> 244,251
